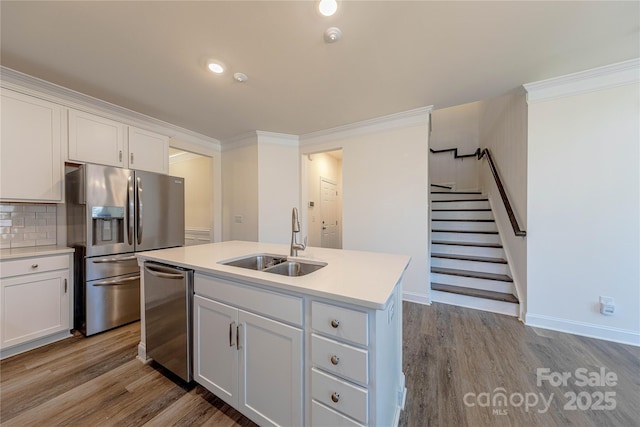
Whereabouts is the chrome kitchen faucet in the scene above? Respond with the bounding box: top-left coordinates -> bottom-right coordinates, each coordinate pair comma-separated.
290,207 -> 307,257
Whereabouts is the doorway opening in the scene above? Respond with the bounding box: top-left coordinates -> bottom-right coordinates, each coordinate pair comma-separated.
169,148 -> 214,246
303,150 -> 343,249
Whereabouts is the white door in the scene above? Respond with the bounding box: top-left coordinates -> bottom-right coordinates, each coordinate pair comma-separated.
193,295 -> 239,407
320,178 -> 340,249
238,309 -> 303,427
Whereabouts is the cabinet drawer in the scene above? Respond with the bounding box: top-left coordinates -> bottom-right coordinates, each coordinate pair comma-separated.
311,367 -> 368,424
312,400 -> 365,427
312,334 -> 368,385
312,301 -> 368,346
195,273 -> 302,326
1,255 -> 69,278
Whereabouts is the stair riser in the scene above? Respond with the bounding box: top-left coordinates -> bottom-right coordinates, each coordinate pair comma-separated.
430,272 -> 514,293
432,200 -> 490,210
431,243 -> 506,259
431,257 -> 510,276
430,290 -> 519,317
431,193 -> 485,201
431,231 -> 501,245
431,210 -> 493,220
432,221 -> 497,232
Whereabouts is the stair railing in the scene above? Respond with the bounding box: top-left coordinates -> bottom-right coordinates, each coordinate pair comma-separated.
430,147 -> 526,237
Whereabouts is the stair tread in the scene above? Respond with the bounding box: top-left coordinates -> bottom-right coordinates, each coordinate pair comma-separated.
431,266 -> 513,282
432,240 -> 503,248
431,191 -> 482,194
431,283 -> 519,303
432,209 -> 491,212
431,253 -> 507,264
432,199 -> 489,203
432,218 -> 495,222
432,229 -> 498,235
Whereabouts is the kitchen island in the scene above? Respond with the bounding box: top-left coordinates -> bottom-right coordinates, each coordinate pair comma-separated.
136,240 -> 410,427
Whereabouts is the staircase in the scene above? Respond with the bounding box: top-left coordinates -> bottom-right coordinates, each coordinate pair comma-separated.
430,189 -> 519,316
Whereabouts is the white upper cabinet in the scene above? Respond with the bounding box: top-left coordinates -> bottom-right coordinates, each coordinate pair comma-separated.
68,109 -> 126,168
128,126 -> 169,174
0,89 -> 64,202
68,109 -> 169,174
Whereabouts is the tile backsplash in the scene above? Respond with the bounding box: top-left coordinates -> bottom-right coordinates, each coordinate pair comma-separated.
0,203 -> 57,249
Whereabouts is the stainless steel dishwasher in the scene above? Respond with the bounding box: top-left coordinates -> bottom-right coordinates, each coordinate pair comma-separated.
144,261 -> 193,382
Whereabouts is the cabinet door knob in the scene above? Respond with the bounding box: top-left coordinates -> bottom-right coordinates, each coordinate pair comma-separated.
330,319 -> 340,328
31,264 -> 38,269
330,355 -> 340,365
331,392 -> 340,403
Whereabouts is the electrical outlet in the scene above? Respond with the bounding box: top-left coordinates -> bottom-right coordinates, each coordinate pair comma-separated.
234,215 -> 243,223
599,296 -> 615,316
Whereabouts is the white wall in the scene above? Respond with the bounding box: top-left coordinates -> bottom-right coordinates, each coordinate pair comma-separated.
301,108 -> 431,302
478,89 -> 528,316
169,154 -> 213,231
221,137 -> 259,241
430,102 -> 481,190
304,152 -> 342,248
257,133 -> 300,244
525,62 -> 639,345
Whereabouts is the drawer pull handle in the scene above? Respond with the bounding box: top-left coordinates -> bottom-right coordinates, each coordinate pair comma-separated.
331,392 -> 340,403
330,319 -> 340,328
31,264 -> 39,269
330,355 -> 340,365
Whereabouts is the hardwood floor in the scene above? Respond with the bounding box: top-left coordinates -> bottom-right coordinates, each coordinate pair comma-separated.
1,302 -> 638,426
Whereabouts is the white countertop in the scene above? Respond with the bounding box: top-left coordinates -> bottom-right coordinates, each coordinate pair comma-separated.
0,245 -> 74,260
136,241 -> 411,309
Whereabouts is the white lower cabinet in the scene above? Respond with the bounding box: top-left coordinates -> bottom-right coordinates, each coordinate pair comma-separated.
194,278 -> 303,427
0,253 -> 73,356
193,272 -> 404,427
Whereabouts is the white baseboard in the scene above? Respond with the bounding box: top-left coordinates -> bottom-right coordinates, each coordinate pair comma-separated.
402,290 -> 431,305
137,341 -> 152,364
1,330 -> 72,360
525,313 -> 640,347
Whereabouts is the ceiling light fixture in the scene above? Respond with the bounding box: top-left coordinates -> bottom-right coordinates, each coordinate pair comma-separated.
318,0 -> 338,17
207,60 -> 224,74
324,27 -> 342,43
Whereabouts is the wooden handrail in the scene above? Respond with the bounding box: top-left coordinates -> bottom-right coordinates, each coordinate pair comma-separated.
430,147 -> 526,237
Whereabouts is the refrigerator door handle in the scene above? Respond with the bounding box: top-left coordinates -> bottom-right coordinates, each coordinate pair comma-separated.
137,176 -> 143,245
144,264 -> 185,279
127,175 -> 134,245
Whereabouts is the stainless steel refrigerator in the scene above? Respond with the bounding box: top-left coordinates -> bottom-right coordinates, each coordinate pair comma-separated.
66,163 -> 184,336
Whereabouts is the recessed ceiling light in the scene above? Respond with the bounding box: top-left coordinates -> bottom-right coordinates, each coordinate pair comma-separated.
318,0 -> 337,17
207,60 -> 224,74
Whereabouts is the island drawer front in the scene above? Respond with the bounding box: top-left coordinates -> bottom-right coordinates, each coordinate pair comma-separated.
195,273 -> 302,326
312,400 -> 365,427
311,367 -> 368,424
1,254 -> 69,278
312,334 -> 368,385
311,301 -> 368,346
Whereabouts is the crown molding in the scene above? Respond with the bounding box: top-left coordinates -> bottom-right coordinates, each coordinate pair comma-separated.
256,131 -> 299,146
220,131 -> 258,151
299,106 -> 433,146
524,58 -> 640,104
0,66 -> 221,150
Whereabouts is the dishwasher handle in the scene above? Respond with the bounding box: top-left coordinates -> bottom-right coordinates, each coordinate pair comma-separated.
144,263 -> 186,279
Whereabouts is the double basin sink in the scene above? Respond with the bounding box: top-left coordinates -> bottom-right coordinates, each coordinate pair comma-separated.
220,254 -> 326,277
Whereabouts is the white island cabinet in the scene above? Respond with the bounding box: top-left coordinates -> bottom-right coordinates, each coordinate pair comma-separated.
136,241 -> 409,427
0,247 -> 74,359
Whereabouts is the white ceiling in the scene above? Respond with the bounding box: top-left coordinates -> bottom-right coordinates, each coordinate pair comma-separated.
1,1 -> 638,142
